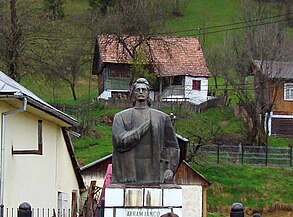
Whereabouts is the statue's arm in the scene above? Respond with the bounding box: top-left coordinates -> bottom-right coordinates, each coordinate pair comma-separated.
164,116 -> 180,173
112,114 -> 149,152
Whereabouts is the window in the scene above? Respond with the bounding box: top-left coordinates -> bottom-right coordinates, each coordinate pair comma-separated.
284,83 -> 293,100
172,76 -> 183,85
12,119 -> 43,155
192,80 -> 201,90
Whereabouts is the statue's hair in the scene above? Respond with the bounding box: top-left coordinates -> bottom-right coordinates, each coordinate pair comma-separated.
134,77 -> 150,89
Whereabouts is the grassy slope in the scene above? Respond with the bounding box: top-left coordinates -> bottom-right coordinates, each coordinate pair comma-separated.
165,0 -> 239,48
193,164 -> 293,208
73,105 -> 122,165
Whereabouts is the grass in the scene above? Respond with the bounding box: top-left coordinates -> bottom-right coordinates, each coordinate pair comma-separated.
73,124 -> 113,166
207,213 -> 226,217
20,74 -> 99,106
193,164 -> 293,208
165,0 -> 239,48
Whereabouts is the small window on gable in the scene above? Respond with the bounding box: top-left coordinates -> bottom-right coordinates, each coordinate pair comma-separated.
284,83 -> 293,100
192,80 -> 201,90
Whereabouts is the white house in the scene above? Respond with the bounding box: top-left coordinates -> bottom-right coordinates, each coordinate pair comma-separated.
0,71 -> 85,217
92,35 -> 212,105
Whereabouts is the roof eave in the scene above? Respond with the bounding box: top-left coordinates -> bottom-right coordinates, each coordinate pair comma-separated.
0,92 -> 76,126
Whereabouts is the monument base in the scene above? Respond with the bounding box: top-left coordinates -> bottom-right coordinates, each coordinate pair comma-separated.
104,184 -> 182,217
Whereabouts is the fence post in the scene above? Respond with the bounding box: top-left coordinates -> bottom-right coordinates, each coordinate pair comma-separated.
217,144 -> 220,164
265,146 -> 268,166
289,145 -> 293,167
241,144 -> 244,165
18,202 -> 32,217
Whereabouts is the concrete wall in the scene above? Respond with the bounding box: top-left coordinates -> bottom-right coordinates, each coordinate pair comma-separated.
0,101 -> 79,210
181,185 -> 202,217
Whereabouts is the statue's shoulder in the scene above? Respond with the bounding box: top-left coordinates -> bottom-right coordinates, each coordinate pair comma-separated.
150,108 -> 169,117
115,108 -> 134,117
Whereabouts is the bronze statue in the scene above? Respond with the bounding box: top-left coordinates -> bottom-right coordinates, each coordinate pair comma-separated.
112,78 -> 180,184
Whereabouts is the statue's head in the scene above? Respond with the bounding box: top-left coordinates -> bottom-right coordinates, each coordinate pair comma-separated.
132,78 -> 151,106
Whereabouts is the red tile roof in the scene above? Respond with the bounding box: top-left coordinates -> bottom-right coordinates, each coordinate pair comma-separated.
97,34 -> 211,77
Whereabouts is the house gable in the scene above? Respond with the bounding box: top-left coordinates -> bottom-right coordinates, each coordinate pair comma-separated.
174,161 -> 211,187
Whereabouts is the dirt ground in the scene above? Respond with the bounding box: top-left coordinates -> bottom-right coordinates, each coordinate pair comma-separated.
262,211 -> 293,217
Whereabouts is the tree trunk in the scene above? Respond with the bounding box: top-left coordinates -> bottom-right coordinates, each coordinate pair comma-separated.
70,83 -> 77,101
8,0 -> 21,82
172,0 -> 181,16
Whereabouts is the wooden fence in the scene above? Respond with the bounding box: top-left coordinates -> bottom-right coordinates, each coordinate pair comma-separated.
194,144 -> 293,167
54,96 -> 226,120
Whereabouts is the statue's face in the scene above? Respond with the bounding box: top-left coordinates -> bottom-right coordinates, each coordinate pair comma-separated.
134,83 -> 149,101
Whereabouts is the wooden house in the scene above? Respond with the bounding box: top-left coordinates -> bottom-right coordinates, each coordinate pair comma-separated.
92,35 -> 212,105
252,60 -> 293,137
0,71 -> 85,215
80,135 -> 211,217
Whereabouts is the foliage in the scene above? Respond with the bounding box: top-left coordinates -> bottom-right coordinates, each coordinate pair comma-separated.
89,0 -> 113,15
193,164 -> 293,207
166,106 -> 247,162
130,50 -> 156,85
43,0 -> 65,20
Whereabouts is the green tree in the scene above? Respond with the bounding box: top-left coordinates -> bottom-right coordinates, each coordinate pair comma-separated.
130,50 -> 156,85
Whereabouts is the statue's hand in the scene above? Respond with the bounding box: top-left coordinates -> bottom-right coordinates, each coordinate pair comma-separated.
163,169 -> 174,184
137,120 -> 150,135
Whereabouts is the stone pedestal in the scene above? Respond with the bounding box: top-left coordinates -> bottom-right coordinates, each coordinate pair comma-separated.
104,184 -> 182,217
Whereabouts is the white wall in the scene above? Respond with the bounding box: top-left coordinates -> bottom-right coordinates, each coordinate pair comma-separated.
98,90 -> 130,100
181,185 -> 202,217
0,101 -> 79,211
98,90 -> 112,100
184,76 -> 209,105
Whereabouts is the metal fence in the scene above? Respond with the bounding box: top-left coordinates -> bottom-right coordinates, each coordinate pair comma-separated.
4,208 -> 73,217
194,144 -> 293,167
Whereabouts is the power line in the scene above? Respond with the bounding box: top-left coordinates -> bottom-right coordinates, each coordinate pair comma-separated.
156,15 -> 292,36
192,18 -> 291,37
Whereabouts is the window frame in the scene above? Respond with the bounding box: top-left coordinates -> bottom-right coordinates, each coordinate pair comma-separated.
192,80 -> 201,90
12,119 -> 43,155
284,83 -> 293,101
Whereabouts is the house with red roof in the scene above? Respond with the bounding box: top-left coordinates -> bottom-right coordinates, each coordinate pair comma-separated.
92,35 -> 212,105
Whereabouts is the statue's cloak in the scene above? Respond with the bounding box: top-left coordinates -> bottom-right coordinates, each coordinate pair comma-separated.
112,107 -> 179,184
